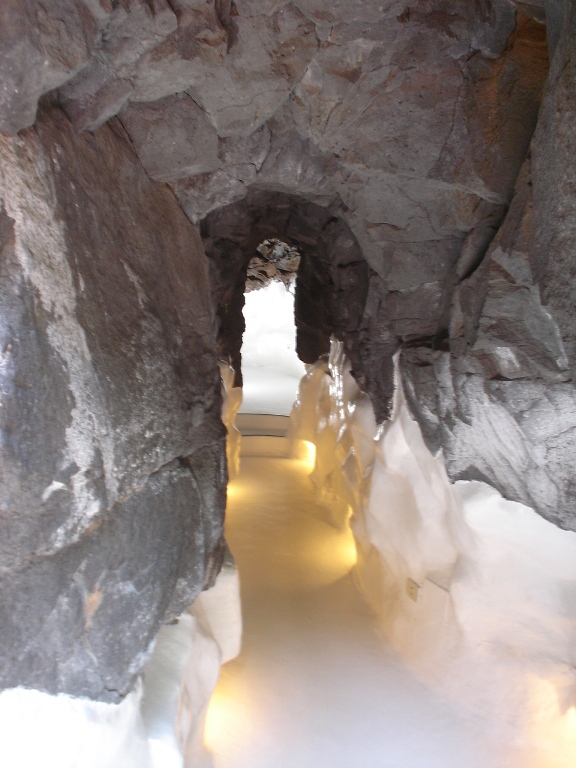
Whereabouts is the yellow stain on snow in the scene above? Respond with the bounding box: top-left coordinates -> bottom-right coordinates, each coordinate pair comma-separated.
226,479 -> 247,507
339,527 -> 358,569
226,482 -> 240,501
293,439 -> 316,469
548,704 -> 576,767
303,521 -> 357,585
203,680 -> 256,758
526,679 -> 576,768
203,688 -> 229,753
206,455 -> 360,761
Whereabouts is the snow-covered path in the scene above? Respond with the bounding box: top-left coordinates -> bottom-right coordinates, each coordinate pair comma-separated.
205,456 -> 526,768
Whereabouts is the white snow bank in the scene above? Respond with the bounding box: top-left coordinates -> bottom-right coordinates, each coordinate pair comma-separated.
0,681 -> 152,768
290,341 -> 576,766
0,563 -> 242,768
142,557 -> 242,768
240,281 -> 305,415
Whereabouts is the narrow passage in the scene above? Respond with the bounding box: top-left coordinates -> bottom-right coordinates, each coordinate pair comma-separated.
205,456 -> 523,768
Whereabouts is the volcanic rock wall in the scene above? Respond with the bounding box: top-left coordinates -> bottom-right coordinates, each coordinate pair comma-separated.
402,2 -> 576,530
0,104 -> 225,700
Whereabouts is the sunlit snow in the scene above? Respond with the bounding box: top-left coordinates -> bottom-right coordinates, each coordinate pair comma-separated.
240,281 -> 305,415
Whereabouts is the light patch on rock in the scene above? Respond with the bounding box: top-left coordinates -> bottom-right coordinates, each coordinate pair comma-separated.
41,480 -> 67,502
0,132 -> 116,550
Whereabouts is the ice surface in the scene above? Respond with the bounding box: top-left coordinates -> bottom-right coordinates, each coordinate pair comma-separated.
240,282 -> 305,415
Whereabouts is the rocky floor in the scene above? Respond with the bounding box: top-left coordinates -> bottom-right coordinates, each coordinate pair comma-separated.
205,456 -> 536,768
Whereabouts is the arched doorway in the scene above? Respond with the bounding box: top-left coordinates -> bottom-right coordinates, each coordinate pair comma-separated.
240,238 -> 305,416
201,189 -> 398,424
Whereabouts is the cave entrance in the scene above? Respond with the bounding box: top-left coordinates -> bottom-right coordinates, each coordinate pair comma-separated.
239,239 -> 305,416
200,189 -> 395,423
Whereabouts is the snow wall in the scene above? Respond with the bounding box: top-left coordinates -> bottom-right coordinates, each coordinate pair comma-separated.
0,539 -> 241,768
289,341 -> 576,767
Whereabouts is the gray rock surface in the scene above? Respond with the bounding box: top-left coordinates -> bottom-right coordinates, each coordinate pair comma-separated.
0,2 -> 549,356
120,93 -> 220,181
58,60 -> 134,132
399,7 -> 576,531
0,0 -> 101,135
531,0 -> 576,378
402,151 -> 576,531
402,349 -> 576,531
0,104 -> 226,699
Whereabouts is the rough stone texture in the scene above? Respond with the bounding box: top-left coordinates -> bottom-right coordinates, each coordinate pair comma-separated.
36,0 -> 101,92
542,0 -> 571,57
119,93 -> 220,181
402,152 -> 576,531
125,0 -> 229,103
0,104 -> 226,699
399,5 -> 576,531
0,2 -> 549,360
167,3 -> 548,351
402,348 -> 576,531
57,0 -> 180,130
201,189 -> 397,420
98,0 -> 177,69
58,61 -> 135,133
0,0 -> 102,135
531,0 -> 576,378
188,1 -> 320,136
57,0 -> 319,135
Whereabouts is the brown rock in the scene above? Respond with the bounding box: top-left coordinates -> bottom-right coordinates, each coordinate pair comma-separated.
532,0 -> 576,376
0,0 -> 104,135
120,93 -> 220,181
59,60 -> 134,131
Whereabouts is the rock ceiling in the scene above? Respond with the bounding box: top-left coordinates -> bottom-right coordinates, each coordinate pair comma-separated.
3,0 -> 576,528
1,2 -> 548,296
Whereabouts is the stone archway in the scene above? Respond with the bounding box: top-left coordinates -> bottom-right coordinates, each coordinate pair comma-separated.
201,189 -> 399,423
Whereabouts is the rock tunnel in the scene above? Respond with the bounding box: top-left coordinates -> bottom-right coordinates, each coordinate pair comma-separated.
1,0 -> 576,765
201,189 -> 396,420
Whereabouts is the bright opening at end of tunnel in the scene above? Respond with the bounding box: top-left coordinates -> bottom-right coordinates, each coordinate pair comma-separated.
239,281 -> 305,416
